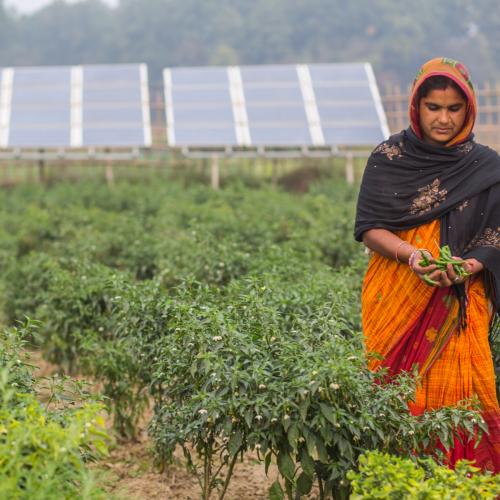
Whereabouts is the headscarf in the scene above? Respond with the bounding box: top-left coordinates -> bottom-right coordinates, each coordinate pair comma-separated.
409,57 -> 477,146
354,57 -> 500,316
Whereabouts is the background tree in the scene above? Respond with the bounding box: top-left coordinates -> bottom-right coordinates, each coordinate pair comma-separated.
0,0 -> 498,86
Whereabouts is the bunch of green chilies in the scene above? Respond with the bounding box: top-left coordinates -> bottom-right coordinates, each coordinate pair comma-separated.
418,245 -> 470,286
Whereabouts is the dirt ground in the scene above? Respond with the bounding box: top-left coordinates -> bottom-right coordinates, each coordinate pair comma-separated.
99,421 -> 279,500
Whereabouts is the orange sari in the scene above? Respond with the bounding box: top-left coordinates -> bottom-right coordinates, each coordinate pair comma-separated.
362,219 -> 500,472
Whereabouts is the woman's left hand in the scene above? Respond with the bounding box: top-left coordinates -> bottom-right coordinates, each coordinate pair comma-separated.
428,257 -> 484,287
462,258 -> 484,275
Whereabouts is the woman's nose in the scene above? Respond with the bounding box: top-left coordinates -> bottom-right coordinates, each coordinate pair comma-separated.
437,110 -> 451,124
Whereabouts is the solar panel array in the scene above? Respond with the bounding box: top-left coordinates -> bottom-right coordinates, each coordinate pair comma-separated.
0,62 -> 388,152
163,63 -> 389,148
0,64 -> 151,149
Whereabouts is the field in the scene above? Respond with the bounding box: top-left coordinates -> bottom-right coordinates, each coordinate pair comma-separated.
0,165 -> 499,499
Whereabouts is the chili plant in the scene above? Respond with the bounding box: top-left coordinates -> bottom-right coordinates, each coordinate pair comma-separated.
147,262 -> 482,499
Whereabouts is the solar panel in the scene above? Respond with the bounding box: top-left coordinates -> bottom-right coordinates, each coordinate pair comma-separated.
322,126 -> 386,145
164,67 -> 236,146
9,66 -> 71,148
81,64 -> 151,148
249,126 -> 312,146
0,68 -> 10,148
313,85 -> 373,101
171,67 -> 229,85
241,65 -> 314,146
240,65 -> 298,83
246,105 -> 307,123
243,86 -> 303,102
310,63 -> 389,146
163,62 -> 389,149
309,63 -> 368,82
0,64 -> 151,149
317,104 -> 379,122
174,126 -> 238,146
172,88 -> 231,104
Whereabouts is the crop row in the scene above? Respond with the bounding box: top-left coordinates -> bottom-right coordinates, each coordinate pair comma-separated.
0,177 -> 498,498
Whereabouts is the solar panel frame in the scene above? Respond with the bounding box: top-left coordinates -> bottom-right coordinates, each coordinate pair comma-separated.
0,68 -> 12,148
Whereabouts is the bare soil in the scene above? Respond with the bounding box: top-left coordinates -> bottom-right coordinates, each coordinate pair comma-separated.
99,422 -> 279,500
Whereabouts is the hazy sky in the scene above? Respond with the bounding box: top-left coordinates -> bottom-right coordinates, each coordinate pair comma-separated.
5,0 -> 117,14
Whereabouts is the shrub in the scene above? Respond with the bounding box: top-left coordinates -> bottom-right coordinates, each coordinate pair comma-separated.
348,450 -> 500,499
147,262 -> 483,499
4,255 -> 129,373
0,324 -> 110,499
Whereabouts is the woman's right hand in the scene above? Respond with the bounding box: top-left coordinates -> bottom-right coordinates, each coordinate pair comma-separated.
409,250 -> 440,286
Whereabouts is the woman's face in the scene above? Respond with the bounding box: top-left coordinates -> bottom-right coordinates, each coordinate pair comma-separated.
418,86 -> 467,146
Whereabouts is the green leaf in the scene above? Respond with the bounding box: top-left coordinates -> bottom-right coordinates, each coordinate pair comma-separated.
315,434 -> 329,462
304,428 -> 316,457
287,423 -> 299,450
265,451 -> 272,476
300,447 -> 315,478
299,398 -> 310,421
277,451 -> 295,480
319,403 -> 336,424
296,472 -> 313,495
268,480 -> 284,500
228,430 -> 243,457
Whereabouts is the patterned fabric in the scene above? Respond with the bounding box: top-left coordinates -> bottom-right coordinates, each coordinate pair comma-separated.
410,178 -> 448,216
362,220 -> 500,472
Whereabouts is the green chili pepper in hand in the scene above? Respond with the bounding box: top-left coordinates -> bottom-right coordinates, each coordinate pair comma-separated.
419,245 -> 471,286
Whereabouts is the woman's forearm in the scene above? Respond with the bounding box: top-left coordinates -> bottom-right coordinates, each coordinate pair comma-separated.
362,228 -> 484,277
362,228 -> 417,264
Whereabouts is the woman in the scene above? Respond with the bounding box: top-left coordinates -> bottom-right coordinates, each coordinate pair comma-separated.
355,57 -> 500,472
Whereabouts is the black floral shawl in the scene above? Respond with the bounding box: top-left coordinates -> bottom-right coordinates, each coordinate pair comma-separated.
354,127 -> 500,314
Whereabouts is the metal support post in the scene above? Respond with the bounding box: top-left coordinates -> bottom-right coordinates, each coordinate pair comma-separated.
211,155 -> 220,190
345,152 -> 354,185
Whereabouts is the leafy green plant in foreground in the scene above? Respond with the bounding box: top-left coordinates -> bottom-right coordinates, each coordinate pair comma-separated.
0,324 -> 110,499
348,450 -> 500,499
